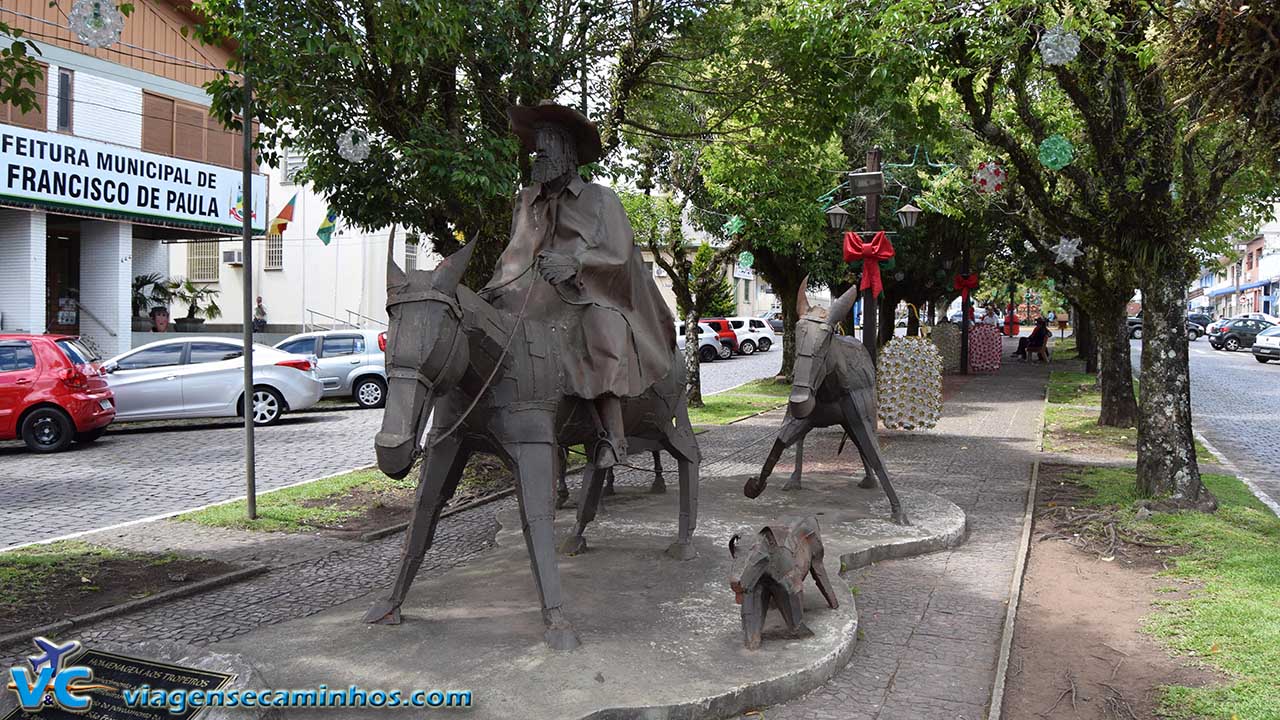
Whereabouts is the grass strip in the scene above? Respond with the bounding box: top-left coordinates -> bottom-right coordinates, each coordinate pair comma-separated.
1065,468 -> 1279,720
689,377 -> 790,425
178,469 -> 416,532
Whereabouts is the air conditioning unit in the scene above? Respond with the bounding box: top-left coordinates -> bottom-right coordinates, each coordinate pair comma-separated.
222,249 -> 244,266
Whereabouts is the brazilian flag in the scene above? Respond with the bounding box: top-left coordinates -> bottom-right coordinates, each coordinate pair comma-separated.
317,210 -> 338,246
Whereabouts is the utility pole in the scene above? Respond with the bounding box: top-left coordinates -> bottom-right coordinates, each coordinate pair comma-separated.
241,0 -> 257,520
960,242 -> 970,374
863,147 -> 881,365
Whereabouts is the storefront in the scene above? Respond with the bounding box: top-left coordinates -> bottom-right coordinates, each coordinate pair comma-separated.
0,124 -> 265,358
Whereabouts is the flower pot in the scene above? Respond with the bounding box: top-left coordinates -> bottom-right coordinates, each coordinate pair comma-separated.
174,317 -> 205,332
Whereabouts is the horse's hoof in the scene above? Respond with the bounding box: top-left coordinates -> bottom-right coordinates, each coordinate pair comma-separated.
362,599 -> 402,625
782,477 -> 802,491
560,535 -> 589,556
649,477 -> 666,494
665,541 -> 697,561
858,475 -> 878,489
891,509 -> 911,526
543,609 -> 580,651
744,476 -> 767,499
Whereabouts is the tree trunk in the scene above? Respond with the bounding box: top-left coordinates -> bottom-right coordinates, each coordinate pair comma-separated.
1136,273 -> 1212,507
684,308 -> 703,408
906,300 -> 921,336
1094,298 -> 1138,428
877,291 -> 897,347
777,280 -> 800,382
1072,302 -> 1098,374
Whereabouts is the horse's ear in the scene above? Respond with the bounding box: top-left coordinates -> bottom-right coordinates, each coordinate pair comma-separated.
796,276 -> 811,317
387,226 -> 406,287
828,283 -> 860,328
432,241 -> 476,290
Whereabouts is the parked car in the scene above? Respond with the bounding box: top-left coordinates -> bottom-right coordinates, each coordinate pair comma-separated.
1208,318 -> 1276,351
725,317 -> 774,354
759,309 -> 784,334
1238,312 -> 1280,325
1127,318 -> 1205,340
701,318 -> 740,358
1251,325 -> 1280,363
947,307 -> 989,323
675,322 -> 723,363
275,329 -> 387,409
101,337 -> 323,426
1188,312 -> 1213,328
0,335 -> 115,453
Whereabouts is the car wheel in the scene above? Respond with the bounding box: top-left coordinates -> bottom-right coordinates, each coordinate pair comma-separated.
739,340 -> 756,355
1256,356 -> 1271,364
1130,326 -> 1143,339
353,377 -> 387,409
1224,337 -> 1241,352
243,387 -> 285,426
21,407 -> 74,453
759,338 -> 772,352
718,344 -> 732,360
699,346 -> 717,363
75,427 -> 107,444
1188,329 -> 1200,341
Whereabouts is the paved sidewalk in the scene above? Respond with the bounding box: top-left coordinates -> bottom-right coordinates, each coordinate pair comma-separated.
1,350 -> 1048,720
764,352 -> 1048,720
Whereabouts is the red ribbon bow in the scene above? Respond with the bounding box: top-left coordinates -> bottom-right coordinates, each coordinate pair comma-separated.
953,273 -> 980,303
842,230 -> 895,298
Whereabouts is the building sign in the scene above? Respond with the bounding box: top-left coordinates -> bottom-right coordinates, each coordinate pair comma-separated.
734,265 -> 754,280
0,124 -> 266,233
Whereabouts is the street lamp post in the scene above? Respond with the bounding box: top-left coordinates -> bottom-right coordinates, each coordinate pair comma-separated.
960,243 -> 971,375
240,0 -> 257,519
862,147 -> 882,364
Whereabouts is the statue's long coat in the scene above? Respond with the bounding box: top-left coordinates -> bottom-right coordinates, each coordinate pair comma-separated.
481,175 -> 676,399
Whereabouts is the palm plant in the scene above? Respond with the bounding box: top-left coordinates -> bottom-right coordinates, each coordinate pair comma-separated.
166,278 -> 223,321
131,273 -> 174,317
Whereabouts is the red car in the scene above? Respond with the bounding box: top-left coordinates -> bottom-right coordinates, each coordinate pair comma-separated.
0,334 -> 115,453
701,318 -> 740,356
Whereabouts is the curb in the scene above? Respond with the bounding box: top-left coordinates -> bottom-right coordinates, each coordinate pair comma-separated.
359,488 -> 518,542
0,564 -> 269,648
986,458 -> 1039,720
1193,430 -> 1280,517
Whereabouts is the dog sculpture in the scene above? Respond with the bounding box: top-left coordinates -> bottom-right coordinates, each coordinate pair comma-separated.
743,281 -> 907,525
729,515 -> 839,649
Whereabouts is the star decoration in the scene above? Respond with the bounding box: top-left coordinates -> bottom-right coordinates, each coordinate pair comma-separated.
1052,236 -> 1084,266
722,215 -> 745,237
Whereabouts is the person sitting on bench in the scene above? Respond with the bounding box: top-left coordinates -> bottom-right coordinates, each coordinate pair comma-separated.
1013,318 -> 1051,361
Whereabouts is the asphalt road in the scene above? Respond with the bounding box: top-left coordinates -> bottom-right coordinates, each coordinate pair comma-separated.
1131,337 -> 1280,505
0,341 -> 785,548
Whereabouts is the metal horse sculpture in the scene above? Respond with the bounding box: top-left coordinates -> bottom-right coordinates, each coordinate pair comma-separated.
364,242 -> 701,650
743,282 -> 907,525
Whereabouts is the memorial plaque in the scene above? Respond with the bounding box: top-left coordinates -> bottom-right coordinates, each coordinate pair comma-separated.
846,171 -> 884,196
3,649 -> 235,720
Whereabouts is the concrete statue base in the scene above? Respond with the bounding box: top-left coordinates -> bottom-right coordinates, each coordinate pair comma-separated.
213,472 -> 965,719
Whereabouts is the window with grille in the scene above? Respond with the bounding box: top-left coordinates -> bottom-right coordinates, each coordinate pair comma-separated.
187,241 -> 220,282
265,235 -> 283,270
282,148 -> 306,184
405,233 -> 420,272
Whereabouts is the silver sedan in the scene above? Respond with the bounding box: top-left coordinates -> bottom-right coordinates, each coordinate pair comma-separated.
102,337 -> 324,426
275,329 -> 387,409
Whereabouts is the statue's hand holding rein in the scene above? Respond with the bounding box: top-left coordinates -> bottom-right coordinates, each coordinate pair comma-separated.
537,251 -> 579,285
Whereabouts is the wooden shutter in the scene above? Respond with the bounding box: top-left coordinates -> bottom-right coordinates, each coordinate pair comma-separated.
206,114 -> 233,168
142,93 -> 175,155
9,62 -> 48,130
174,101 -> 206,161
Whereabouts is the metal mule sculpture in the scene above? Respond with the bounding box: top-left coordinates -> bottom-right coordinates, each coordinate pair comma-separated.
743,281 -> 908,525
729,516 -> 839,649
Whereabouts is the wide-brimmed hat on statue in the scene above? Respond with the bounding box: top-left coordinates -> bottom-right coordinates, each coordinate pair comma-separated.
508,100 -> 602,165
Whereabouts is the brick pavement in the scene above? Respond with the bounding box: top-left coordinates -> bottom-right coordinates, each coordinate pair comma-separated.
1,346 -> 1048,720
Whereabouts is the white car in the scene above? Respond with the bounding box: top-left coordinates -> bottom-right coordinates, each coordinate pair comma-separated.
275,329 -> 387,408
726,317 -> 774,354
1238,312 -> 1280,325
675,322 -> 724,363
102,337 -> 324,426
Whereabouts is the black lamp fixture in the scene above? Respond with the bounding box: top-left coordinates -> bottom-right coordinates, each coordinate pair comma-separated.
896,202 -> 922,229
825,204 -> 851,232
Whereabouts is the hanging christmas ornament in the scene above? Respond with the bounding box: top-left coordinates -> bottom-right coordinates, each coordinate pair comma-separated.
972,160 -> 1006,194
69,0 -> 125,49
894,271 -> 906,282
722,215 -> 746,237
1052,236 -> 1084,266
337,127 -> 371,163
1039,25 -> 1080,66
737,250 -> 754,269
968,323 -> 1003,373
1038,134 -> 1074,170
878,336 -> 943,431
930,322 -> 963,374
